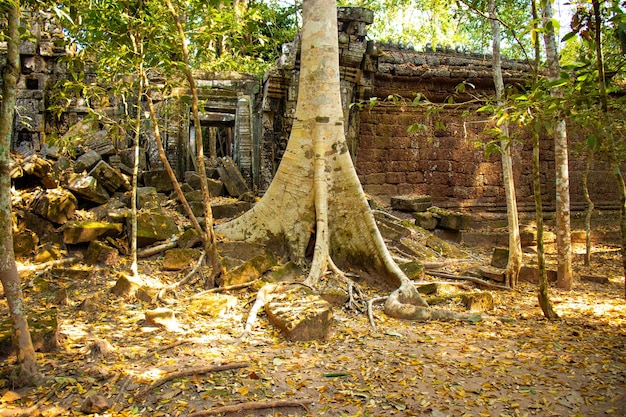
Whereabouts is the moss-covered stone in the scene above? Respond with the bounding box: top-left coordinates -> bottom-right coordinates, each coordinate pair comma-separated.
162,248 -> 202,271
63,221 -> 123,244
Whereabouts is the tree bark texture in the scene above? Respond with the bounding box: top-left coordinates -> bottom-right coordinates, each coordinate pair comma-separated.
489,0 -> 521,288
542,0 -> 573,290
0,1 -> 40,384
216,0 -> 467,320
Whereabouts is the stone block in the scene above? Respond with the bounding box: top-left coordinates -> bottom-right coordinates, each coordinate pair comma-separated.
32,188 -> 77,224
519,266 -> 557,284
189,294 -> 238,318
74,150 -> 102,173
461,292 -> 494,312
133,212 -> 179,247
63,221 -> 123,244
399,260 -> 425,280
266,287 -> 333,341
391,195 -> 433,212
119,147 -> 147,171
68,175 -> 110,204
433,208 -> 471,230
413,211 -> 438,230
218,253 -> 276,287
89,160 -> 129,192
162,248 -> 202,271
86,132 -> 116,157
178,228 -> 202,249
85,241 -> 119,266
217,156 -> 250,197
475,265 -> 506,283
491,247 -> 509,269
143,169 -> 174,193
212,200 -> 252,219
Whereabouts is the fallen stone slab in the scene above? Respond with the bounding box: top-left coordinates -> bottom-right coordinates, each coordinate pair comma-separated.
162,248 -> 202,271
399,260 -> 425,280
217,156 -> 250,197
74,149 -> 102,173
63,220 -> 123,244
491,247 -> 509,269
475,265 -> 506,283
143,169 -> 174,193
189,293 -> 238,318
68,174 -> 110,204
32,188 -> 78,224
89,160 -> 129,192
580,274 -> 610,284
218,253 -> 276,287
13,229 -> 38,257
266,287 -> 333,341
431,208 -> 471,230
134,212 -> 179,247
518,266 -> 557,284
461,292 -> 494,312
212,200 -> 253,219
144,308 -> 180,331
391,194 -> 432,212
413,211 -> 438,230
85,240 -> 119,266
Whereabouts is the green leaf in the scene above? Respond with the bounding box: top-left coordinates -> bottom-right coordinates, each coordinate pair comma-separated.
561,31 -> 578,42
586,134 -> 597,149
323,372 -> 349,378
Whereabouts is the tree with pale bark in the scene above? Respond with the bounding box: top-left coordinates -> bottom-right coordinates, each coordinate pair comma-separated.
542,0 -> 574,290
217,0 -> 472,321
0,0 -> 41,385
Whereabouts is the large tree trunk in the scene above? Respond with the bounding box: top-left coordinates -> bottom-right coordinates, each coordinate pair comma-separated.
489,0 -> 522,288
0,1 -> 40,385
217,0 -> 467,320
542,0 -> 573,290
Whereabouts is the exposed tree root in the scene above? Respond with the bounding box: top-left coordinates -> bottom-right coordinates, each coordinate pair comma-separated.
189,399 -> 314,417
0,390 -> 55,417
384,281 -> 477,321
135,363 -> 248,399
158,251 -> 205,303
17,256 -> 80,274
367,296 -> 387,329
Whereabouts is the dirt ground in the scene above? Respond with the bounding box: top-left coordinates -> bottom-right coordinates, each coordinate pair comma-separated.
1,236 -> 625,417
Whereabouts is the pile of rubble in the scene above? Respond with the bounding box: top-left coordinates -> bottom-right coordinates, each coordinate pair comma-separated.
9,139 -> 254,264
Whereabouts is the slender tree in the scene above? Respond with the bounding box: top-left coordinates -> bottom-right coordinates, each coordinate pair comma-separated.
0,0 -> 41,384
217,0 -> 468,321
542,0 -> 573,290
489,0 -> 522,288
533,0 -> 559,319
166,0 -> 221,285
590,0 -> 626,298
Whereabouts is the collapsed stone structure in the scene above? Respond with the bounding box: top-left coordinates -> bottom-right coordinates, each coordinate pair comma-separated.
1,7 -> 621,220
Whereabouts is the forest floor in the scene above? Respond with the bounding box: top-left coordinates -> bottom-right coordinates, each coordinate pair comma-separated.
1,228 -> 625,417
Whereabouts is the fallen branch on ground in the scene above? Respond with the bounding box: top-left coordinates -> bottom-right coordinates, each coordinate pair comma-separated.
17,256 -> 80,274
135,362 -> 248,399
158,251 -> 205,303
137,235 -> 179,258
192,279 -> 261,298
188,399 -> 314,417
426,270 -> 511,291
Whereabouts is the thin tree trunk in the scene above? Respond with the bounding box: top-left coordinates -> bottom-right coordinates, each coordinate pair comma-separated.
489,0 -> 522,288
542,0 -> 573,290
533,0 -> 558,319
141,73 -> 205,241
582,150 -> 594,266
0,1 -> 40,385
591,0 -> 626,298
166,0 -> 221,286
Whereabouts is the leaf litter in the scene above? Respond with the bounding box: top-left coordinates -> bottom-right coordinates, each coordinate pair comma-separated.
0,240 -> 624,417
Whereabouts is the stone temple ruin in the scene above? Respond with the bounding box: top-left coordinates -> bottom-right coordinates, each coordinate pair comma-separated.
2,7 -> 622,228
